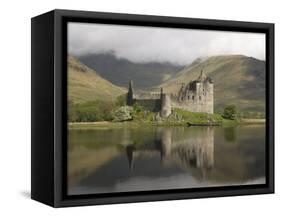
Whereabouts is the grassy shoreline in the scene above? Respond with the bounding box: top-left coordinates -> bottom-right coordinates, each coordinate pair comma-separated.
68,118 -> 265,130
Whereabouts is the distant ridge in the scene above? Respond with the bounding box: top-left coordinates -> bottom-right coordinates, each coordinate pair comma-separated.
77,53 -> 183,89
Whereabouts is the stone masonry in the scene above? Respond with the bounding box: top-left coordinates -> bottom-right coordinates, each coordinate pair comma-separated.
126,70 -> 214,117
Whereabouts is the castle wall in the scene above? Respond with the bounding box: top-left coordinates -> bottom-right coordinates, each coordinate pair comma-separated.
133,99 -> 161,112
171,82 -> 213,114
134,93 -> 161,100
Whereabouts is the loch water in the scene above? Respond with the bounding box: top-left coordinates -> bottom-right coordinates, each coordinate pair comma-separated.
68,125 -> 266,195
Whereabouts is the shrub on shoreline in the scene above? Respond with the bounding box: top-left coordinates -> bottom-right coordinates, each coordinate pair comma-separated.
111,106 -> 133,122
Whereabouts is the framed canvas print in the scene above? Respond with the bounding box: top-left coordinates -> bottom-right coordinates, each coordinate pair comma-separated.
31,9 -> 274,207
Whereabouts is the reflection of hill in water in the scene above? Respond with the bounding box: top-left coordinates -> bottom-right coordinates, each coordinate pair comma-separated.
68,126 -> 266,195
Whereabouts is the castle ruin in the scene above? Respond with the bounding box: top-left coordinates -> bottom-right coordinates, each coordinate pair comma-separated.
126,70 -> 213,116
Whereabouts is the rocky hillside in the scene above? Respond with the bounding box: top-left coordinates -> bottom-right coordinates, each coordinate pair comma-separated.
159,55 -> 265,112
68,56 -> 126,104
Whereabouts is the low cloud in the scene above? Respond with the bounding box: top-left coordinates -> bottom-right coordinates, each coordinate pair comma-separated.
68,22 -> 265,65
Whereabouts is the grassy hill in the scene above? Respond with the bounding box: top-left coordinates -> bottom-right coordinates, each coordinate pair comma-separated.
77,53 -> 183,89
68,56 -> 126,104
158,55 -> 265,113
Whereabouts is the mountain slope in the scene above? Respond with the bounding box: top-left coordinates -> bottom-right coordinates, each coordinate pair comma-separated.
68,56 -> 126,104
77,53 -> 183,89
159,55 -> 265,112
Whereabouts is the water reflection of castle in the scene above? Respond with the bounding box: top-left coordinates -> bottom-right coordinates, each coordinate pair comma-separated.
124,127 -> 214,172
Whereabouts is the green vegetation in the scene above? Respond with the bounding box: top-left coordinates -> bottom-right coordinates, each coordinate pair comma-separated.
173,108 -> 223,126
69,96 -> 265,129
68,100 -> 115,122
68,92 -> 129,122
222,105 -> 237,120
112,106 -> 133,122
237,111 -> 265,119
115,94 -> 127,107
68,96 -> 265,129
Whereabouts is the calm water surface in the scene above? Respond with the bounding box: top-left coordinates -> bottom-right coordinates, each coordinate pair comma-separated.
68,125 -> 265,195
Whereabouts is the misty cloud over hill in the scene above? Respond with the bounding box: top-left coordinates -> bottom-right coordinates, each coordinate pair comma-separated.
68,22 -> 265,65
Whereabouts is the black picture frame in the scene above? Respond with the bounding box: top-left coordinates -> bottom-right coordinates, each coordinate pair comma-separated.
31,9 -> 274,207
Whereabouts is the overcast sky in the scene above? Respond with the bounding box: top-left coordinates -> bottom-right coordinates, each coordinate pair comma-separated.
68,22 -> 265,65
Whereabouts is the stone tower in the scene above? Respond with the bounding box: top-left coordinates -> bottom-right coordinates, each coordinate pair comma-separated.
194,70 -> 214,114
160,88 -> 172,117
170,69 -> 214,114
126,80 -> 134,106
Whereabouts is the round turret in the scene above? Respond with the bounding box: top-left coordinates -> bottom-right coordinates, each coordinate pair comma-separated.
161,92 -> 171,117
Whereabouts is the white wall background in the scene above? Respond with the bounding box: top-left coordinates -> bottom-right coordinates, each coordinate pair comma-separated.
0,0 -> 279,215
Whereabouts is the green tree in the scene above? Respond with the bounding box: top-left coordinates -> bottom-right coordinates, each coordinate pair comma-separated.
222,105 -> 237,120
115,94 -> 127,107
68,100 -> 79,122
132,103 -> 143,113
68,100 -> 116,122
